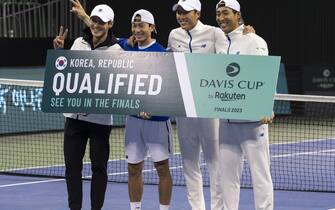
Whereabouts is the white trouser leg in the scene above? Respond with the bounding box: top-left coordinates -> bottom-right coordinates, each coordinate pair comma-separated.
178,117 -> 221,210
178,118 -> 205,210
179,136 -> 205,210
242,126 -> 273,210
201,137 -> 222,210
219,143 -> 243,210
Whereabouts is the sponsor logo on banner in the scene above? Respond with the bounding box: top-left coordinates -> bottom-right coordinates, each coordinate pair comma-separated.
226,62 -> 240,77
199,62 -> 264,102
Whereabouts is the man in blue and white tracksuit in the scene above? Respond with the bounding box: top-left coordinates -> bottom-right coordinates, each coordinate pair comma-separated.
119,10 -> 173,210
216,0 -> 274,210
167,0 -> 228,209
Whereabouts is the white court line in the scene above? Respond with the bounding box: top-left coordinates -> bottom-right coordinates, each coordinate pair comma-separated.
0,158 -> 126,173
0,164 -> 66,172
272,149 -> 335,158
0,179 -> 64,188
271,138 -> 335,145
0,172 -> 99,188
0,159 -> 130,188
2,139 -> 333,172
0,165 -> 185,188
2,147 -> 333,188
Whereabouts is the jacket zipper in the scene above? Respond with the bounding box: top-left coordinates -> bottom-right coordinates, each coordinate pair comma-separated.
227,35 -> 231,54
187,31 -> 193,53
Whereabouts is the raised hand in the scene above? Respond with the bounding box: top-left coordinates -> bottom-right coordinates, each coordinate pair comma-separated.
53,26 -> 68,49
243,25 -> 256,34
70,0 -> 90,26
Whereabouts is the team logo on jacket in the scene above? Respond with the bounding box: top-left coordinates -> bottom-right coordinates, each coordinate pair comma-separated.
55,56 -> 67,70
226,62 -> 240,77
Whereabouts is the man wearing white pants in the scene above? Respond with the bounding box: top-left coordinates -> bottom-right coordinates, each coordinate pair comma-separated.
216,0 -> 274,209
167,0 -> 228,209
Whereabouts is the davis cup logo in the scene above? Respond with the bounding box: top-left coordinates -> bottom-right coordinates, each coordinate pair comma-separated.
323,69 -> 330,78
226,62 -> 240,77
55,56 -> 67,70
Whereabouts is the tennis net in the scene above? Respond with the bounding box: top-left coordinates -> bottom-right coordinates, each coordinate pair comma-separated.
0,79 -> 334,192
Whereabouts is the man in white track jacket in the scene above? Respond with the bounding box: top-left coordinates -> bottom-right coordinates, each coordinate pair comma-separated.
167,0 -> 228,209
216,0 -> 274,210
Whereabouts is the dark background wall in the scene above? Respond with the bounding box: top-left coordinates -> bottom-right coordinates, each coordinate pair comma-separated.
1,0 -> 334,93
86,0 -> 335,66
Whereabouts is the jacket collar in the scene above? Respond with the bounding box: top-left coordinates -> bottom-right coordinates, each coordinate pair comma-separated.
187,20 -> 205,34
227,24 -> 244,39
82,27 -> 118,49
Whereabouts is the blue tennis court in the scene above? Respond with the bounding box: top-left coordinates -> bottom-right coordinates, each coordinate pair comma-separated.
1,173 -> 334,210
1,139 -> 335,209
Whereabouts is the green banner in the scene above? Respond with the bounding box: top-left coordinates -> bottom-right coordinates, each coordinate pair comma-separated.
42,50 -> 280,120
184,53 -> 280,120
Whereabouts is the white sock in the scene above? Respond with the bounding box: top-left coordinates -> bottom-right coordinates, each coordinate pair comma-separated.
130,202 -> 141,210
160,204 -> 170,210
